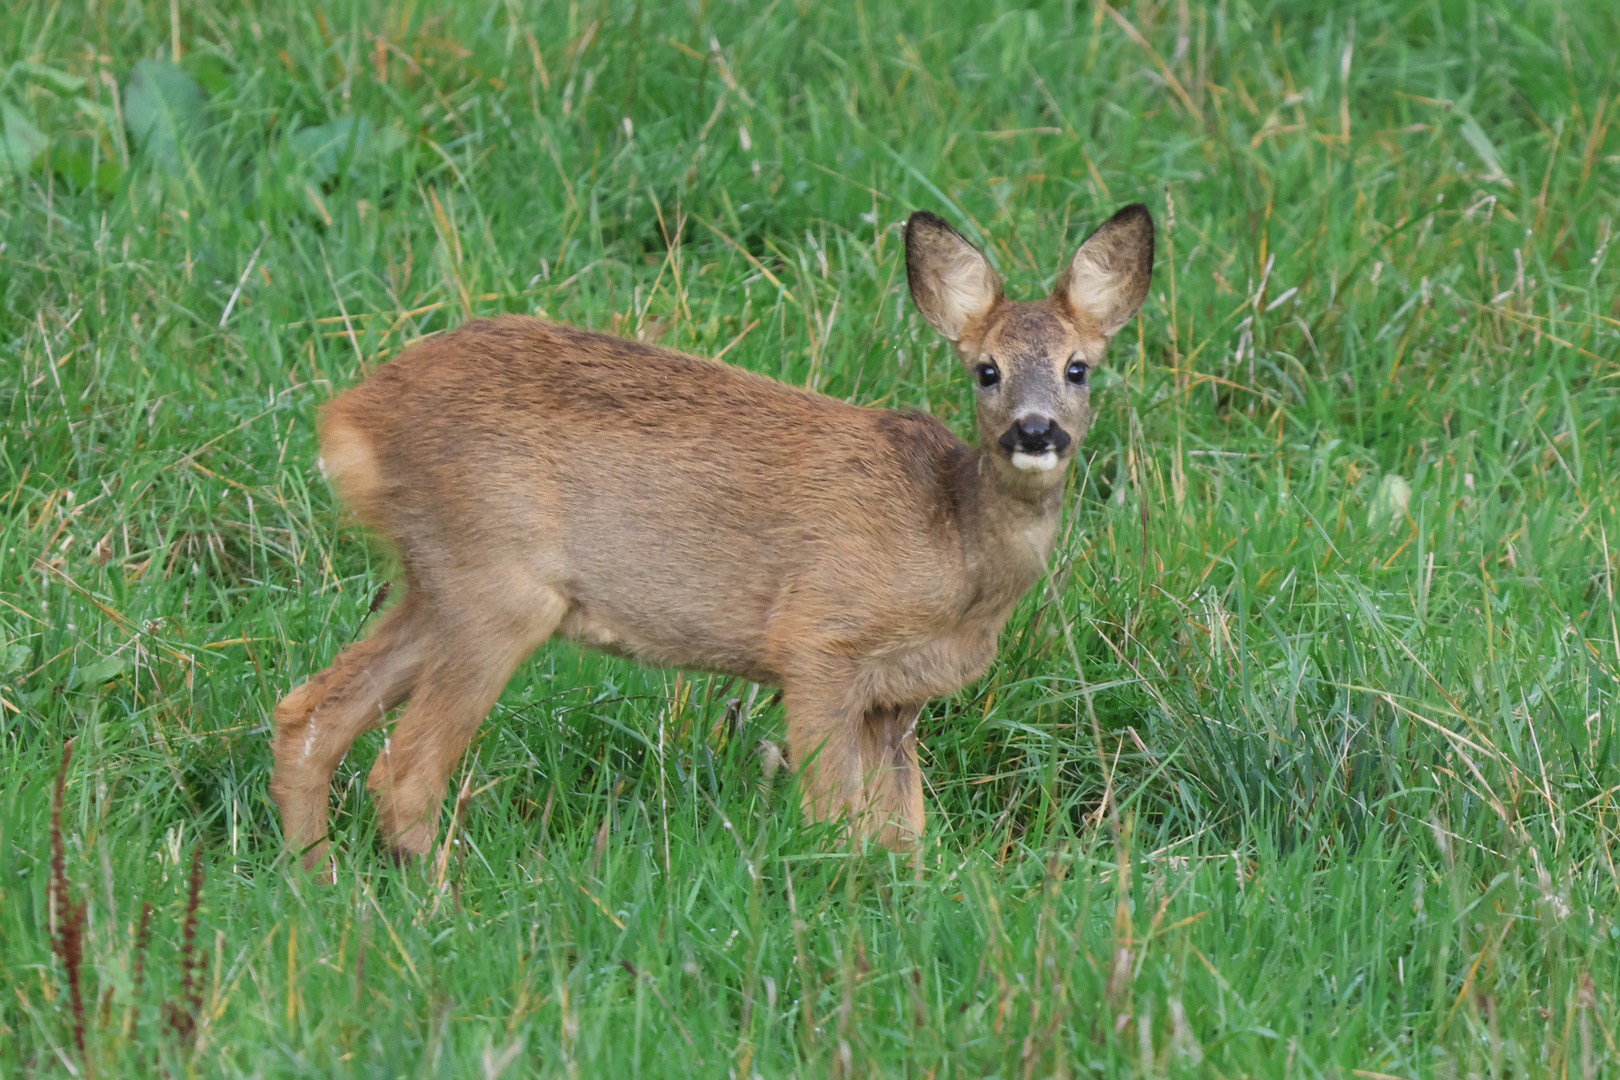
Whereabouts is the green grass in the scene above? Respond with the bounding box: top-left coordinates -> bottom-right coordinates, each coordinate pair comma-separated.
3,0 -> 1620,1075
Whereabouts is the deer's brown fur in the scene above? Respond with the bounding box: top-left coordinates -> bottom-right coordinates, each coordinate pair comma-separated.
271,203 -> 1154,868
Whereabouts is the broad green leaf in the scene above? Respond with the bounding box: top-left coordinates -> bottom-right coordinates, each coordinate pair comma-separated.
123,58 -> 208,166
287,115 -> 407,185
1367,474 -> 1411,529
191,55 -> 232,97
70,656 -> 128,690
1,643 -> 30,673
0,98 -> 47,174
52,148 -> 124,194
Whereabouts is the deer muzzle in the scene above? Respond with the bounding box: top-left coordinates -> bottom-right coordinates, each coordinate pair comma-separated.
999,415 -> 1071,472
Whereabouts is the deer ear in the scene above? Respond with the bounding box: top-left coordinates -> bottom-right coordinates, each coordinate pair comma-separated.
905,211 -> 1002,343
1055,203 -> 1155,337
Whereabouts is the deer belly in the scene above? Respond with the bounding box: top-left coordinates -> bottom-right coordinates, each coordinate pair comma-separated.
557,602 -> 780,685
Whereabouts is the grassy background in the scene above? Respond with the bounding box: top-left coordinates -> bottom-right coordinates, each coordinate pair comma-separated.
4,0 -> 1620,1075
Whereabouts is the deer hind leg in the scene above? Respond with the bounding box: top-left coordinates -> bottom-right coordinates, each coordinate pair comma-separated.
271,592 -> 430,870
855,703 -> 925,849
366,591 -> 566,861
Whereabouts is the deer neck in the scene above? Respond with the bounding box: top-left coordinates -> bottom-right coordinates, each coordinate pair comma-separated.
956,447 -> 1065,603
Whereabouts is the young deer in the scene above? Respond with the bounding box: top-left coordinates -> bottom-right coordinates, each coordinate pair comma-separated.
271,203 -> 1154,868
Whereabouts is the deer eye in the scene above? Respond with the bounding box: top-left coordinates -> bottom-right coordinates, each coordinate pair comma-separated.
976,362 -> 1001,388
1066,360 -> 1090,385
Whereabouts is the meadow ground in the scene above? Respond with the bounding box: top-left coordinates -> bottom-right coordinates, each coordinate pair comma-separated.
3,0 -> 1620,1075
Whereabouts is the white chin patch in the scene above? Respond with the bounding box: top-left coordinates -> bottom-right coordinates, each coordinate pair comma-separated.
1010,450 -> 1059,473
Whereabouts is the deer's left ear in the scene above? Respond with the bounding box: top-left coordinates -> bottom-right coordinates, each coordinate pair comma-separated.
1054,203 -> 1155,337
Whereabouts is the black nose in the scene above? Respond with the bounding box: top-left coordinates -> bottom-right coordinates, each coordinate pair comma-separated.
999,415 -> 1071,455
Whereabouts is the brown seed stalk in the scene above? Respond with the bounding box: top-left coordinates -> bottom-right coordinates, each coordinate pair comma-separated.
165,843 -> 205,1040
49,739 -> 90,1073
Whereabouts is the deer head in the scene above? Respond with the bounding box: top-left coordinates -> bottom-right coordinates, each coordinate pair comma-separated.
905,203 -> 1155,492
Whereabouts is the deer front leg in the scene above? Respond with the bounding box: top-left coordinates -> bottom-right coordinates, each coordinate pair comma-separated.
855,702 -> 925,849
783,687 -> 924,849
783,685 -> 864,833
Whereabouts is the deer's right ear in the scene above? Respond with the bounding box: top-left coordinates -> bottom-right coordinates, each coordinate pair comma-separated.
905,211 -> 1002,343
